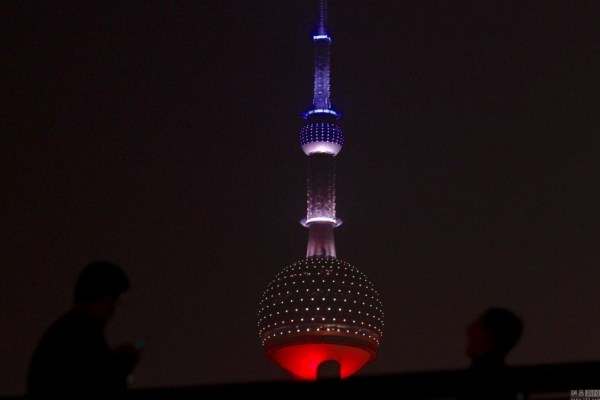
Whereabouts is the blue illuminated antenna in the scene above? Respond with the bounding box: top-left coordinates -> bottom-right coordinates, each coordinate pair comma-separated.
317,0 -> 327,36
305,0 -> 338,119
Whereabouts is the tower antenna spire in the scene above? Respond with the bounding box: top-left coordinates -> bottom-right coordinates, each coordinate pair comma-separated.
318,0 -> 327,36
308,0 -> 335,116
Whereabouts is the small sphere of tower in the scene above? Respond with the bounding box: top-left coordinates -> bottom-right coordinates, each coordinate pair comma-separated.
300,112 -> 344,156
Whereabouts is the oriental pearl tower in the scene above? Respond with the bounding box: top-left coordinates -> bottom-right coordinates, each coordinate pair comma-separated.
257,0 -> 384,381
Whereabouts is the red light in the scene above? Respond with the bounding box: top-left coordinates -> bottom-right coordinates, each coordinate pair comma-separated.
267,343 -> 375,380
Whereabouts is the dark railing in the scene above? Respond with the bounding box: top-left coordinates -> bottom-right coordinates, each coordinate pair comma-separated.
5,362 -> 598,400
125,361 -> 599,399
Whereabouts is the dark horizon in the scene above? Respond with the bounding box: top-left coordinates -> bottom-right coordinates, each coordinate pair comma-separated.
2,0 -> 599,397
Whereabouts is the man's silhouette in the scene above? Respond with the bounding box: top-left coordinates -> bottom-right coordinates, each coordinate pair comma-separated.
460,307 -> 524,400
26,261 -> 141,397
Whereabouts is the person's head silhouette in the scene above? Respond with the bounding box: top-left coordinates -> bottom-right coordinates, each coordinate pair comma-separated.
466,307 -> 523,367
72,260 -> 130,325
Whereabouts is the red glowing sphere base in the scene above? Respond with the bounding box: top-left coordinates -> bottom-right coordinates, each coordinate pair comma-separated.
267,343 -> 375,380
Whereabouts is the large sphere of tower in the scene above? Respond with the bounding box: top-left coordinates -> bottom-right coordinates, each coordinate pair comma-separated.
258,257 -> 384,380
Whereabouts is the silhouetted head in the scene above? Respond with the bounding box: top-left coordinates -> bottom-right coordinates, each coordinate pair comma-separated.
73,261 -> 130,323
466,308 -> 523,361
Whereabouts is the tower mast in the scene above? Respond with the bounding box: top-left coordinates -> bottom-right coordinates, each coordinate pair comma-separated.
258,1 -> 383,381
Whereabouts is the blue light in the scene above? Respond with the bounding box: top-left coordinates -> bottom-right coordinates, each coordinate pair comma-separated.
313,34 -> 332,43
302,109 -> 340,119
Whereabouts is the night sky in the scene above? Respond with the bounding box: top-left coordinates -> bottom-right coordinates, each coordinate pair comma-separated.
2,0 -> 600,396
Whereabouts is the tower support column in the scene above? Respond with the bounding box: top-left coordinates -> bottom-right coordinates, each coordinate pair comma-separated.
306,223 -> 336,257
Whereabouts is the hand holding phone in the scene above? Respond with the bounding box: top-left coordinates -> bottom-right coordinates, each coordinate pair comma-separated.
134,338 -> 148,350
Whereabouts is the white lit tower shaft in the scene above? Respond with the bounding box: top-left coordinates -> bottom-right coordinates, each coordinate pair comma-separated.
300,0 -> 344,258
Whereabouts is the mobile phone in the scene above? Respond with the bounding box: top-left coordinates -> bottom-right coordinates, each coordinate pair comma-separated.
135,338 -> 148,350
